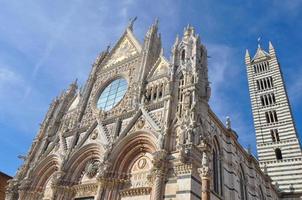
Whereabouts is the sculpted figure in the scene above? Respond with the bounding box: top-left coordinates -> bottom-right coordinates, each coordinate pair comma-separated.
158,133 -> 165,149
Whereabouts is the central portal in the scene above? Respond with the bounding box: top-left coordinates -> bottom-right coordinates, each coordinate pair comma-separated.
120,153 -> 153,200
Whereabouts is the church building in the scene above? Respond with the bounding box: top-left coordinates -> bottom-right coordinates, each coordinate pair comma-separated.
5,20 -> 302,200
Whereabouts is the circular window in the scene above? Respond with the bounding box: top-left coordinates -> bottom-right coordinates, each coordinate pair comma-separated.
97,78 -> 128,111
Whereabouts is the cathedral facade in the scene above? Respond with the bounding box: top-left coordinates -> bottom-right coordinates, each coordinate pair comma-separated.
5,21 -> 301,200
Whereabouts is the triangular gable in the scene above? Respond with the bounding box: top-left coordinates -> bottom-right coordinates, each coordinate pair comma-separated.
103,28 -> 142,68
252,46 -> 270,62
67,93 -> 80,112
147,55 -> 170,79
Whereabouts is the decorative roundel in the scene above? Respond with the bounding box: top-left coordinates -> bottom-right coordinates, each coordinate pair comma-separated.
97,78 -> 128,111
137,158 -> 147,169
85,160 -> 100,178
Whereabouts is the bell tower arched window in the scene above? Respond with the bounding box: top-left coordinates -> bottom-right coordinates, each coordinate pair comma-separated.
275,148 -> 282,160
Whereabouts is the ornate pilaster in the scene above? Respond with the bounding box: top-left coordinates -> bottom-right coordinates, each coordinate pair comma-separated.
5,179 -> 19,200
49,170 -> 66,200
198,152 -> 211,200
150,150 -> 167,200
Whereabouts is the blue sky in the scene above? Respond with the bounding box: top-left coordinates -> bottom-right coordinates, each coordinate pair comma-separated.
1,0 -> 302,176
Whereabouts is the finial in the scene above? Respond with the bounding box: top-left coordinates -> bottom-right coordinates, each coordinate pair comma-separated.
226,116 -> 231,129
154,17 -> 159,27
17,155 -> 27,161
257,37 -> 261,48
268,41 -> 275,52
128,16 -> 137,31
245,49 -> 251,65
268,41 -> 276,56
175,34 -> 179,43
245,49 -> 250,57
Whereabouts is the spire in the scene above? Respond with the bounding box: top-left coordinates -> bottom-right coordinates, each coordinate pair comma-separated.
269,41 -> 276,57
245,49 -> 251,65
269,41 -> 274,50
183,24 -> 195,39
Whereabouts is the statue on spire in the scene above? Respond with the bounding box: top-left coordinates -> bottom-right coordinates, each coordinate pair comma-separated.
128,16 -> 137,31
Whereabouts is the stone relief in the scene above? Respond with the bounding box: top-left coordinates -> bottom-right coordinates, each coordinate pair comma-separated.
85,160 -> 101,179
104,38 -> 138,68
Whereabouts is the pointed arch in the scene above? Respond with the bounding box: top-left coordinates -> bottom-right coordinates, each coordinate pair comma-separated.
212,136 -> 223,196
30,154 -> 59,192
110,131 -> 158,173
64,143 -> 104,184
258,185 -> 265,200
239,164 -> 248,200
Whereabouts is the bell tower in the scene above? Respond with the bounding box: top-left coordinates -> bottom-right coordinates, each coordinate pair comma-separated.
246,41 -> 302,193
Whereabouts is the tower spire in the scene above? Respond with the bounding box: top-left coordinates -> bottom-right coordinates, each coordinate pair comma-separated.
245,49 -> 251,65
269,41 -> 276,57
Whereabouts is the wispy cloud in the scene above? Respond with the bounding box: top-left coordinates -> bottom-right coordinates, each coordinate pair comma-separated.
208,43 -> 256,149
23,0 -> 84,100
288,68 -> 302,103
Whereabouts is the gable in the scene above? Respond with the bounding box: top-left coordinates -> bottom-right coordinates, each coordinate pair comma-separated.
147,56 -> 170,79
103,29 -> 142,69
153,57 -> 169,76
67,94 -> 80,111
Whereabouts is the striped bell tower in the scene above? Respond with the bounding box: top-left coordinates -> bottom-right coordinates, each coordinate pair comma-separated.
245,41 -> 302,193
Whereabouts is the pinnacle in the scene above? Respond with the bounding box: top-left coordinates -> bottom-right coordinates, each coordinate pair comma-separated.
269,41 -> 274,50
245,49 -> 250,58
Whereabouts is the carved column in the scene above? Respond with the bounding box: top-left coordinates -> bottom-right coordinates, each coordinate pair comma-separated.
198,152 -> 211,200
153,169 -> 164,200
151,150 -> 167,200
5,179 -> 19,200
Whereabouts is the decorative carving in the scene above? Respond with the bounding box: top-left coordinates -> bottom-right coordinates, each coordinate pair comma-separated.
104,38 -> 138,68
138,158 -> 147,169
198,152 -> 210,177
85,160 -> 100,178
136,118 -> 145,129
120,187 -> 152,197
72,183 -> 98,198
90,130 -> 98,140
226,116 -> 231,130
